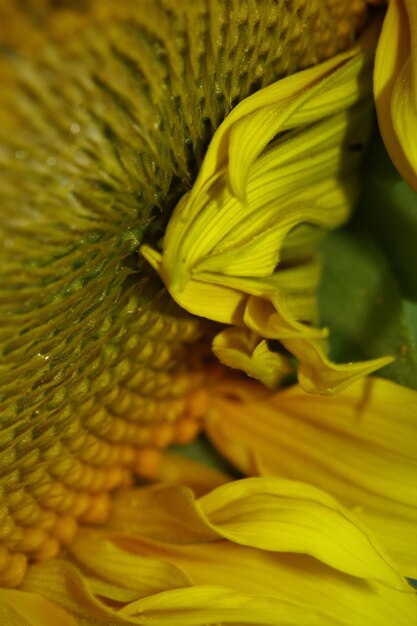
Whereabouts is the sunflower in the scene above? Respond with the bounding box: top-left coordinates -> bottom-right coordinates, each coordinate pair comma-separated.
0,1 -> 416,624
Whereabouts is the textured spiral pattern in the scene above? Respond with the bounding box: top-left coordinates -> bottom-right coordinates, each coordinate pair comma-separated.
0,0 -> 368,586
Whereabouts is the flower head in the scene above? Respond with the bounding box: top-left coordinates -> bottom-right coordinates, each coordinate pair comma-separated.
0,1 -> 416,624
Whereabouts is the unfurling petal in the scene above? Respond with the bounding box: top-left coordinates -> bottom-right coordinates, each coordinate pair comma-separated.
205,376 -> 417,577
374,0 -> 417,192
142,23 -> 392,395
212,328 -> 294,388
17,478 -> 416,626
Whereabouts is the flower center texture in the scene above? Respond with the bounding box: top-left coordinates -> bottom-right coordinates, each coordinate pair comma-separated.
0,0 -> 370,586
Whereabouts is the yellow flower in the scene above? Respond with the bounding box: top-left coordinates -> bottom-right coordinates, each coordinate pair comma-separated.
1,1 -> 417,625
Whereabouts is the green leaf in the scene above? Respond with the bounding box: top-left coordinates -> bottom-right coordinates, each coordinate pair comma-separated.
318,129 -> 417,390
361,130 -> 417,301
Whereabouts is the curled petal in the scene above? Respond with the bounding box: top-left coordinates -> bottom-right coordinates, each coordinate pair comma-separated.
142,28 -> 392,394
212,328 -> 293,388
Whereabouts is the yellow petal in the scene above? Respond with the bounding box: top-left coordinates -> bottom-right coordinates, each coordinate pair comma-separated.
161,103 -> 371,290
205,376 -> 417,576
18,552 -> 417,626
126,550 -> 416,626
0,588 -> 77,626
19,479 -> 417,626
141,28 -> 391,394
242,260 -> 325,339
141,244 -> 247,325
22,560 -> 132,625
198,478 -> 407,589
106,485 -> 217,544
187,25 -> 379,207
68,531 -> 192,598
105,481 -> 407,591
121,585 -> 318,626
282,335 -> 393,394
21,560 -> 319,626
226,53 -> 374,202
212,328 -> 293,388
132,542 -> 417,626
374,0 -> 417,192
